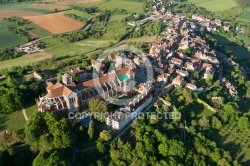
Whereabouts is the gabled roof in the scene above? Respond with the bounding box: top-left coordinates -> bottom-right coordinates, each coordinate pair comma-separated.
46,82 -> 54,91
76,73 -> 116,90
46,84 -> 73,98
115,67 -> 130,76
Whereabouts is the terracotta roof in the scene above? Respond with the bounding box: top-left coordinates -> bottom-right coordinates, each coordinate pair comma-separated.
126,69 -> 134,75
66,82 -> 77,91
115,67 -> 130,76
171,57 -> 183,64
46,86 -> 72,98
76,73 -> 116,90
186,83 -> 197,89
46,82 -> 54,91
54,82 -> 63,88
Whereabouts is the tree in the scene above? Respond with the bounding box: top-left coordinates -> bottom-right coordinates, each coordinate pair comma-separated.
198,116 -> 210,130
99,130 -> 112,141
237,116 -> 249,130
0,86 -> 23,114
183,89 -> 194,103
211,116 -> 222,130
57,73 -> 62,82
88,98 -> 107,122
158,143 -> 169,157
96,141 -> 106,154
24,112 -> 46,152
33,151 -> 70,166
223,102 -> 239,123
88,120 -> 96,140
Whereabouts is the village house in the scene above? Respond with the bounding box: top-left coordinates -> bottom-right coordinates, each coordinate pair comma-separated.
172,75 -> 186,87
157,73 -> 169,83
171,57 -> 183,67
214,19 -> 222,26
222,78 -> 238,97
192,14 -> 206,22
176,69 -> 189,77
223,25 -> 230,31
184,62 -> 199,72
203,64 -> 215,79
70,67 -> 89,82
185,83 -> 197,91
91,60 -> 105,74
107,93 -> 152,130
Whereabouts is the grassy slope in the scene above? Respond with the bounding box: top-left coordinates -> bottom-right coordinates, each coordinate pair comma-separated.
187,0 -> 238,12
83,0 -> 144,13
64,9 -> 92,18
237,7 -> 250,23
25,22 -> 52,37
0,111 -> 26,132
0,57 -> 33,70
43,37 -> 113,56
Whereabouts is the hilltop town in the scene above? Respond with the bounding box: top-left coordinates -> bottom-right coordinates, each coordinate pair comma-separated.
0,0 -> 250,165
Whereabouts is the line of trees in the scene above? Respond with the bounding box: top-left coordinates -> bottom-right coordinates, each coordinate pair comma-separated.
0,48 -> 24,61
3,17 -> 28,26
64,13 -> 87,22
5,26 -> 29,41
55,30 -> 89,42
70,5 -> 99,14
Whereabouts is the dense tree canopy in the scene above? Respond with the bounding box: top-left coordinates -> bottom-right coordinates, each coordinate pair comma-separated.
0,85 -> 23,114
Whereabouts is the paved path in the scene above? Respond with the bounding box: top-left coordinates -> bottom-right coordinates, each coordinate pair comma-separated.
22,108 -> 28,121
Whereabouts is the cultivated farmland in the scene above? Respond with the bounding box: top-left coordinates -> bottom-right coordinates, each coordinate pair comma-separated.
26,3 -> 68,11
0,10 -> 42,20
0,21 -> 27,49
187,0 -> 238,12
23,12 -> 84,34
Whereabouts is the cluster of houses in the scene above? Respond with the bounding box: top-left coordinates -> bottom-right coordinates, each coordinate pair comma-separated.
146,11 -> 222,92
222,77 -> 238,97
192,14 -> 234,32
37,1 -> 244,131
16,42 -> 41,54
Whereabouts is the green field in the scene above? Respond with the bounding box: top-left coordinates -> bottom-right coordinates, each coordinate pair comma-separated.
109,14 -> 129,21
25,103 -> 37,119
0,57 -> 33,70
0,3 -> 29,10
0,3 -> 51,13
211,34 -> 250,59
43,38 -> 114,57
25,22 -> 52,37
211,123 -> 250,165
64,9 -> 92,19
0,111 -> 26,132
187,0 -> 238,12
237,8 -> 250,23
82,0 -> 144,14
0,21 -> 27,49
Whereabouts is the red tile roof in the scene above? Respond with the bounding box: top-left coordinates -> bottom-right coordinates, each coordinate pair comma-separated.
46,85 -> 72,98
76,73 -> 117,90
